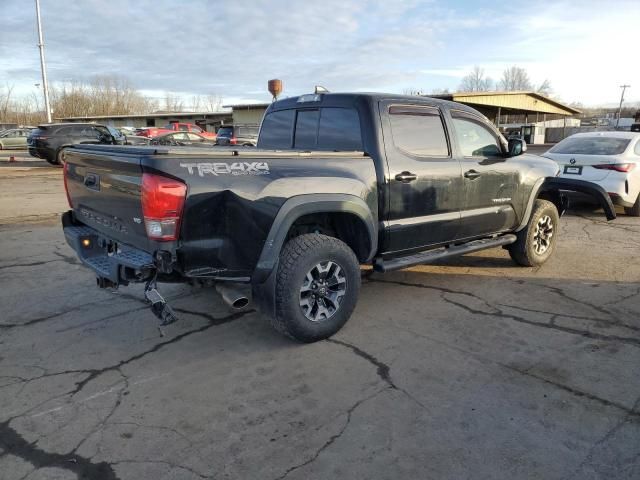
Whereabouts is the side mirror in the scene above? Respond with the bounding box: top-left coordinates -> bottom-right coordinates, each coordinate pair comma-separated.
508,138 -> 527,157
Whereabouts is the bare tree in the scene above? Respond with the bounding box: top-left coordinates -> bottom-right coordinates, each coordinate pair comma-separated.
536,79 -> 552,96
163,93 -> 184,112
499,66 -> 532,91
204,94 -> 222,112
402,87 -> 425,96
458,66 -> 493,92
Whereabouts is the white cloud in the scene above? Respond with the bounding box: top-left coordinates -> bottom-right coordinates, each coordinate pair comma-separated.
1,0 -> 637,106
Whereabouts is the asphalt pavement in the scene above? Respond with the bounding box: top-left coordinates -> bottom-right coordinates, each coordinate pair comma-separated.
0,165 -> 638,480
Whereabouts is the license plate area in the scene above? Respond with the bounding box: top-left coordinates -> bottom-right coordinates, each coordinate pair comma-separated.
563,165 -> 583,175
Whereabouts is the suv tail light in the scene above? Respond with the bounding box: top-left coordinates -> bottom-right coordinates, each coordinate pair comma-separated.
230,137 -> 238,145
63,161 -> 73,208
593,163 -> 636,173
141,173 -> 187,241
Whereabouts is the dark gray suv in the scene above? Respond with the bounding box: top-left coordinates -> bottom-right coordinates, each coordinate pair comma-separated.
28,123 -> 120,165
215,124 -> 259,146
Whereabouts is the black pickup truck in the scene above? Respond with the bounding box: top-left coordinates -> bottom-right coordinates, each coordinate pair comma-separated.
61,92 -> 615,342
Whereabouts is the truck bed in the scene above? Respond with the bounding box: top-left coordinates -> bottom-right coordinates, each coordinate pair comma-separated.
63,144 -> 375,281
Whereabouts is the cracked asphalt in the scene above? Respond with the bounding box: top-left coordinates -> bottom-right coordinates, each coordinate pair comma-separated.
1,166 -> 639,479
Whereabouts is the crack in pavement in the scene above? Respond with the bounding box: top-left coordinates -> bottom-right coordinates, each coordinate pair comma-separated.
0,308 -> 253,480
0,297 -> 143,331
562,396 -> 640,480
502,365 -> 640,418
497,303 -> 640,334
327,338 -> 396,388
0,258 -> 65,271
371,277 -> 640,348
327,338 -> 432,414
273,388 -> 387,480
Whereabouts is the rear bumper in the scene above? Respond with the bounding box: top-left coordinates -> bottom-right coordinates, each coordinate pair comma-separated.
62,211 -> 155,285
542,177 -> 617,220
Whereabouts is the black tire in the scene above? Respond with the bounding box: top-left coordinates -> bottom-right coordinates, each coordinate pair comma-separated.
50,148 -> 65,166
624,195 -> 640,217
508,199 -> 559,267
273,233 -> 360,343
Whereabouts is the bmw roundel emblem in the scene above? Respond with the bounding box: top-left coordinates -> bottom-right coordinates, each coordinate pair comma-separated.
570,158 -> 576,164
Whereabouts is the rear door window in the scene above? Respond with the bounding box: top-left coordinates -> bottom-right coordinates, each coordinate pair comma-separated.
294,110 -> 320,149
318,108 -> 361,150
259,109 -> 295,149
388,105 -> 449,157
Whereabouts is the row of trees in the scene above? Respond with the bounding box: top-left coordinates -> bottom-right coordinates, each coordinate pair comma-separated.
459,65 -> 551,95
0,75 -> 222,125
403,66 -> 552,97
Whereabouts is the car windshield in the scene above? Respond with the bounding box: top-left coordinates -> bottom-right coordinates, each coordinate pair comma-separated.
550,136 -> 631,155
217,127 -> 233,137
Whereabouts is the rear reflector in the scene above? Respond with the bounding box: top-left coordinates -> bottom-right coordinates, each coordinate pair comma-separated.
141,173 -> 187,241
593,163 -> 636,173
63,161 -> 73,208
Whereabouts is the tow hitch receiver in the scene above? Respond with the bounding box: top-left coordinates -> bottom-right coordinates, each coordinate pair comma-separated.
144,275 -> 179,336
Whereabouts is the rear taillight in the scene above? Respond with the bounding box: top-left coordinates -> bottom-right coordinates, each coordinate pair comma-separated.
593,163 -> 636,173
230,137 -> 237,145
141,173 -> 186,241
63,161 -> 73,208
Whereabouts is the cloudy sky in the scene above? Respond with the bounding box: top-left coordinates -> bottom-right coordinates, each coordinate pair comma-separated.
1,0 -> 638,107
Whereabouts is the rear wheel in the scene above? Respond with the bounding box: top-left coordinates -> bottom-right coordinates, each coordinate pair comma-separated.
508,199 -> 559,267
50,148 -> 65,166
624,194 -> 640,217
273,233 -> 360,343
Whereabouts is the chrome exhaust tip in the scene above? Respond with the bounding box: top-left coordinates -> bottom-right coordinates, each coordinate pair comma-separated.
215,283 -> 251,310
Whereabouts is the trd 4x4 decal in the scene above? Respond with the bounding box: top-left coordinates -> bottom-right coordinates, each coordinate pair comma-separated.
180,162 -> 270,177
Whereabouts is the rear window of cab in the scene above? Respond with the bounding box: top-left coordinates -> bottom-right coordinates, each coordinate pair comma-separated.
259,107 -> 362,151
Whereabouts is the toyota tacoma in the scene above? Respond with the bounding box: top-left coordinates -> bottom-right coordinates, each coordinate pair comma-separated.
61,92 -> 615,342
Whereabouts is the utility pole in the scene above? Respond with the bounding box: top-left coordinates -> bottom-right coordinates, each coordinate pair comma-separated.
35,0 -> 51,123
616,84 -> 630,129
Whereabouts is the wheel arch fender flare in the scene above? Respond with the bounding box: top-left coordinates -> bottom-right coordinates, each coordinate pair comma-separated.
252,194 -> 377,284
516,176 -> 616,232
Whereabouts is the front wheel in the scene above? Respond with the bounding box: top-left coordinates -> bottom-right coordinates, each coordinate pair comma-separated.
272,234 -> 361,343
508,199 -> 559,267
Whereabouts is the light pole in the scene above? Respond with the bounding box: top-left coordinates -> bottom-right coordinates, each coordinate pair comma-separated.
616,84 -> 630,129
35,0 -> 51,123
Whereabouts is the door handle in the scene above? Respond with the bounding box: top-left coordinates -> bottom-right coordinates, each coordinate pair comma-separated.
395,171 -> 418,183
464,169 -> 481,179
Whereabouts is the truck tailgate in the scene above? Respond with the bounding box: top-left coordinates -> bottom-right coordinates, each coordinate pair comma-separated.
64,146 -> 149,250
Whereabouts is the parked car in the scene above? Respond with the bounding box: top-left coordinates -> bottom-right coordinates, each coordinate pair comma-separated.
60,92 -> 615,343
138,122 -> 216,140
124,135 -> 151,146
216,124 -> 259,146
0,128 -> 34,149
28,123 -> 119,165
543,132 -> 640,216
150,132 -> 216,147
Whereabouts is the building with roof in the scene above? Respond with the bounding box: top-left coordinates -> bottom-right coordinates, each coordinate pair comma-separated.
222,102 -> 271,125
55,111 -> 233,133
427,91 -> 581,144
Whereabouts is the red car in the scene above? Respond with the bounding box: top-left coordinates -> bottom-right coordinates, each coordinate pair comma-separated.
138,122 -> 216,140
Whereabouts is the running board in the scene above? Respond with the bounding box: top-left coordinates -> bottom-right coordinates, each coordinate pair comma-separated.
373,234 -> 517,273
